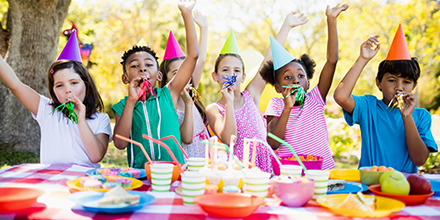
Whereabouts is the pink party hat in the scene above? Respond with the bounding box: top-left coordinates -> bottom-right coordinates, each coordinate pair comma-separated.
163,31 -> 185,60
386,24 -> 411,60
57,29 -> 82,63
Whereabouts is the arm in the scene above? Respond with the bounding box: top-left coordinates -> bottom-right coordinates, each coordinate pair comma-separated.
113,76 -> 143,149
334,36 -> 380,114
192,10 -> 208,88
206,88 -> 237,145
168,0 -> 199,107
247,12 -> 308,105
180,86 -> 194,144
0,55 -> 40,115
401,93 -> 429,165
317,4 -> 348,100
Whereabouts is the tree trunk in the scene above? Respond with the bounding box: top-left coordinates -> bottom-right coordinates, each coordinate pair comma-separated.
0,0 -> 71,153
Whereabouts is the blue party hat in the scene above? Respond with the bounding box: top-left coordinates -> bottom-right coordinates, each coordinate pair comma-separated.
270,35 -> 294,70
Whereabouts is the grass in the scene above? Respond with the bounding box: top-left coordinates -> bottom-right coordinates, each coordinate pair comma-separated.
0,145 -> 39,168
100,142 -> 128,167
334,161 -> 358,169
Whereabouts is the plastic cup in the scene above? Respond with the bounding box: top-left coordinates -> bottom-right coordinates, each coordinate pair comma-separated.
150,163 -> 174,193
181,171 -> 206,205
280,165 -> 302,176
243,172 -> 270,198
306,170 -> 330,199
187,158 -> 206,172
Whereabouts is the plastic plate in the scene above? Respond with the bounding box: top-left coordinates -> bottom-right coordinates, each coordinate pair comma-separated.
369,184 -> 434,206
86,167 -> 146,179
317,194 -> 405,218
428,179 -> 440,197
67,177 -> 143,192
327,181 -> 368,194
0,187 -> 45,212
70,191 -> 155,213
330,169 -> 361,183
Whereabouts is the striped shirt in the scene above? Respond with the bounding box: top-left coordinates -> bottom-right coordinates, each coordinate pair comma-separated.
264,86 -> 335,170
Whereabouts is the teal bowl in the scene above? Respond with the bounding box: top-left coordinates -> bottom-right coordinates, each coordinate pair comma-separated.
359,166 -> 385,186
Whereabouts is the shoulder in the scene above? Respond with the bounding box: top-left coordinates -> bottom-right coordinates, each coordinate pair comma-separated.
206,103 -> 221,114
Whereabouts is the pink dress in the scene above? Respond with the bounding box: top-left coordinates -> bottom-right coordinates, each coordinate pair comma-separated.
215,90 -> 273,173
177,103 -> 208,158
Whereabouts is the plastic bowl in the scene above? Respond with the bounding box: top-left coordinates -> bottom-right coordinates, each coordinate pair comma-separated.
359,167 -> 385,186
272,154 -> 323,176
0,187 -> 45,212
194,193 -> 264,218
271,179 -> 314,207
145,161 -> 181,183
369,184 -> 434,206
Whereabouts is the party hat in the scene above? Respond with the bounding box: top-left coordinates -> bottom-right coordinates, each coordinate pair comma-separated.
137,38 -> 148,47
163,31 -> 185,60
57,29 -> 82,63
270,35 -> 294,70
220,30 -> 240,54
386,24 -> 411,60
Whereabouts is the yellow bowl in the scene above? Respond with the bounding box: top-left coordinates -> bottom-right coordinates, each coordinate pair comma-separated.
317,194 -> 405,218
329,169 -> 360,182
67,177 -> 143,192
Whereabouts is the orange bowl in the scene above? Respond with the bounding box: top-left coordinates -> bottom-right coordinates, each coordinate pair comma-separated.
194,194 -> 264,218
145,161 -> 181,183
369,184 -> 434,206
0,187 -> 45,212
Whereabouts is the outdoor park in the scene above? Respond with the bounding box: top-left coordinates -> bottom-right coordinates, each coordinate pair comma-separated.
1,0 -> 440,219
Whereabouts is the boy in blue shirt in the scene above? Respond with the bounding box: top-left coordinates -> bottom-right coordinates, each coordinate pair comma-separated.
334,25 -> 438,173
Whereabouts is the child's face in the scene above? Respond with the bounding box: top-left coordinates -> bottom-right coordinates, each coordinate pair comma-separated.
123,51 -> 162,86
213,56 -> 245,90
275,62 -> 309,93
53,68 -> 86,103
165,59 -> 184,84
376,72 -> 417,104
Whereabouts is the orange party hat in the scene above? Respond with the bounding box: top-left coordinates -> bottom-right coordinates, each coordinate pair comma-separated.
386,24 -> 411,60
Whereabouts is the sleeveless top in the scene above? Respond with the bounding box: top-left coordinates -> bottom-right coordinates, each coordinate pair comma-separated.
177,103 -> 208,158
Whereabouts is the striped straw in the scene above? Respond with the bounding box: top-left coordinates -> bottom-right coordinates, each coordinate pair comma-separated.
268,133 -> 308,174
243,138 -> 282,167
201,140 -> 245,176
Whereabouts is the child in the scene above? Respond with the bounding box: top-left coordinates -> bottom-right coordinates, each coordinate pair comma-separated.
158,11 -> 208,158
0,31 -> 111,167
333,25 -> 438,173
261,4 -> 348,170
206,12 -> 309,173
112,0 -> 198,168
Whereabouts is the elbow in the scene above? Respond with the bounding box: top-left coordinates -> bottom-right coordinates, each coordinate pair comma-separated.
267,137 -> 280,150
333,90 -> 345,106
188,51 -> 199,60
182,137 -> 193,145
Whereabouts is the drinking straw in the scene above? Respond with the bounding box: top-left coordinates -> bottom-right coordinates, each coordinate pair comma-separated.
142,134 -> 184,174
244,138 -> 282,167
201,140 -> 245,176
268,133 -> 308,173
251,137 -> 257,168
229,135 -> 236,169
158,135 -> 189,159
115,134 -> 154,165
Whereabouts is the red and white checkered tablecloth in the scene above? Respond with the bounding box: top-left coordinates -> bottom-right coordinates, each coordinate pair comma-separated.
1,163 -> 440,220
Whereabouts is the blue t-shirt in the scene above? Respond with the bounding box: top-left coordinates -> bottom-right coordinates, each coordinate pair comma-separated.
343,94 -> 438,173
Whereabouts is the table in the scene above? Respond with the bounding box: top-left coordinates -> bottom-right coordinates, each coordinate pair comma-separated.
1,163 -> 440,220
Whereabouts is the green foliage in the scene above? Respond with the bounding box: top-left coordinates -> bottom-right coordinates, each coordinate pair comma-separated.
327,118 -> 361,160
0,0 -> 7,29
100,142 -> 128,167
0,145 -> 39,167
423,152 -> 440,171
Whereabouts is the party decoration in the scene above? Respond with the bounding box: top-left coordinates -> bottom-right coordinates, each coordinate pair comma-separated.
79,42 -> 93,63
387,93 -> 404,110
58,29 -> 82,63
137,79 -> 157,101
220,30 -> 240,55
50,101 -> 78,124
386,24 -> 411,61
62,22 -> 78,38
218,74 -> 237,92
163,31 -> 185,60
283,85 -> 307,108
137,38 -> 148,47
189,87 -> 202,100
270,35 -> 295,70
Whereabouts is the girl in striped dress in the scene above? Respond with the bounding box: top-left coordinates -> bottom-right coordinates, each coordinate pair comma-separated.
261,4 -> 349,170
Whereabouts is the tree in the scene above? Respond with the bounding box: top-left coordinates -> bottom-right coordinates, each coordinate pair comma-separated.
0,0 -> 71,153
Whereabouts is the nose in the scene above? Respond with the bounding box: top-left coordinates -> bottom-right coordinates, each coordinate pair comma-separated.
396,81 -> 404,92
292,76 -> 300,85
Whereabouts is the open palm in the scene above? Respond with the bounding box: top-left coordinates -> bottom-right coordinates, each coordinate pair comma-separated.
361,35 -> 380,60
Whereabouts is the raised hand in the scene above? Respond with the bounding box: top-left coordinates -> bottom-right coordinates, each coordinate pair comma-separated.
70,92 -> 86,121
178,0 -> 196,13
326,4 -> 349,19
128,76 -> 145,101
360,35 -> 380,60
180,84 -> 193,104
220,87 -> 235,104
193,10 -> 207,28
283,11 -> 309,29
400,93 -> 416,117
282,87 -> 296,109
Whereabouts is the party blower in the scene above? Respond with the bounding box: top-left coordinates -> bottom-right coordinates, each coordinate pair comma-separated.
114,134 -> 188,183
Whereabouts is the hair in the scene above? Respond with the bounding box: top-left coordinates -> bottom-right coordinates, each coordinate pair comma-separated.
214,53 -> 245,74
159,57 -> 186,88
120,45 -> 159,75
260,54 -> 316,86
190,87 -> 207,125
377,58 -> 420,83
47,60 -> 104,119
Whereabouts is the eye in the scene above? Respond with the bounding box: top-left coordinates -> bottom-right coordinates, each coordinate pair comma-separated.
404,80 -> 412,84
147,64 -> 153,67
55,85 -> 62,88
298,74 -> 305,78
131,64 -> 139,68
388,79 -> 396,82
284,75 -> 292,80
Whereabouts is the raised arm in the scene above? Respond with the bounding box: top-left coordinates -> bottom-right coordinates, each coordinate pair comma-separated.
247,11 -> 308,105
334,35 -> 380,114
179,85 -> 194,144
192,10 -> 208,88
0,56 -> 40,115
168,0 -> 199,107
206,88 -> 237,145
317,4 -> 348,100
